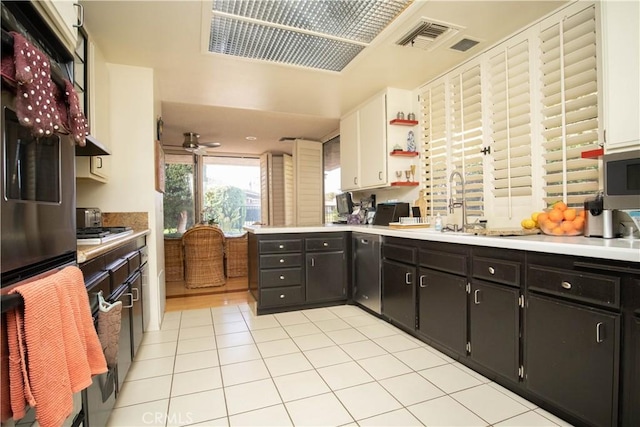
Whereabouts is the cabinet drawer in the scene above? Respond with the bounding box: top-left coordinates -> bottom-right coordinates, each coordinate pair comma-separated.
473,257 -> 520,287
261,254 -> 302,269
420,249 -> 467,276
528,264 -> 620,309
261,286 -> 305,307
106,258 -> 128,293
382,243 -> 417,264
305,237 -> 344,252
126,250 -> 141,274
261,268 -> 303,288
259,239 -> 302,254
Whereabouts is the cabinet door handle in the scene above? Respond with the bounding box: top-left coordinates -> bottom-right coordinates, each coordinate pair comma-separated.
488,266 -> 495,275
405,272 -> 412,285
131,287 -> 139,302
74,3 -> 84,28
561,281 -> 572,290
279,294 -> 285,299
279,275 -> 285,280
474,289 -> 480,304
419,275 -> 426,288
354,177 -> 358,185
96,157 -> 103,169
596,322 -> 604,343
311,258 -> 315,267
279,258 -> 285,263
122,293 -> 134,309
378,171 -> 382,180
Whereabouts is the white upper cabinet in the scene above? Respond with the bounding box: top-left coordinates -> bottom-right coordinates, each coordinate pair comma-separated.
601,0 -> 640,153
340,88 -> 415,191
340,110 -> 360,190
32,1 -> 80,54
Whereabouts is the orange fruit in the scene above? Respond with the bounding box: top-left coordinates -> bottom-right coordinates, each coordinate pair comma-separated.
552,226 -> 564,235
561,221 -> 574,233
537,212 -> 549,224
578,210 -> 586,218
573,217 -> 585,231
553,201 -> 568,211
563,209 -> 577,221
548,209 -> 564,222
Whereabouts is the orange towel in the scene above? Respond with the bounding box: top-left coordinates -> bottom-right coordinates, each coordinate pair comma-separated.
6,266 -> 107,427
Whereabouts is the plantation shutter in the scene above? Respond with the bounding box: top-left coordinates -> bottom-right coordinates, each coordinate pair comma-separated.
450,65 -> 484,217
420,81 -> 448,215
489,40 -> 532,207
539,5 -> 600,207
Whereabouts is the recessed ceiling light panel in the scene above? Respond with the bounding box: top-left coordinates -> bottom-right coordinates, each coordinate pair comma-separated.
209,0 -> 412,71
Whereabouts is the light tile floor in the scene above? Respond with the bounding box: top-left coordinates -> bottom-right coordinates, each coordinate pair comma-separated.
107,304 -> 573,427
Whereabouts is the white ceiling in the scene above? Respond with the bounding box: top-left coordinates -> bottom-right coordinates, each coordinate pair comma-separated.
81,0 -> 566,156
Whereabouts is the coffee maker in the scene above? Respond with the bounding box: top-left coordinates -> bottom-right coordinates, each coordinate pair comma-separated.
584,194 -> 615,238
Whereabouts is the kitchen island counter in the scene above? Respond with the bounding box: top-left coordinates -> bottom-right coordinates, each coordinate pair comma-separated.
244,224 -> 640,263
77,229 -> 150,263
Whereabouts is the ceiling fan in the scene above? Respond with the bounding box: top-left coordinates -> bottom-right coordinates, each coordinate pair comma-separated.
182,132 -> 221,155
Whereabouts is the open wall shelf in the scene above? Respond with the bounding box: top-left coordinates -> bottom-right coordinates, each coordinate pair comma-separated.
389,119 -> 418,126
390,150 -> 419,157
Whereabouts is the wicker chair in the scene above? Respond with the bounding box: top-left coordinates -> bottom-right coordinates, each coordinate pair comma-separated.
164,237 -> 184,282
225,233 -> 248,278
182,225 -> 226,288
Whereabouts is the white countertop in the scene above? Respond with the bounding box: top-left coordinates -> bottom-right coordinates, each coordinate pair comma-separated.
244,224 -> 640,263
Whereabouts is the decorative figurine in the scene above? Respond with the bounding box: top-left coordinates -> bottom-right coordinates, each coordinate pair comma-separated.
407,130 -> 416,152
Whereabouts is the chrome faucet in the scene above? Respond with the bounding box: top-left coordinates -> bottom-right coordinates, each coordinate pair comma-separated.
449,171 -> 467,231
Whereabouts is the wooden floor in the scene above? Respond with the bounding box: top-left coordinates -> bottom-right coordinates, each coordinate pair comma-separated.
165,275 -> 254,311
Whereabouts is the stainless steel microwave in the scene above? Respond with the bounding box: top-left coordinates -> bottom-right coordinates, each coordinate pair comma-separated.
604,149 -> 640,210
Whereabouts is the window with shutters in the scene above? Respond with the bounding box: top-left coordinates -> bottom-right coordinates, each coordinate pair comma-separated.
539,5 -> 599,208
419,2 -> 600,220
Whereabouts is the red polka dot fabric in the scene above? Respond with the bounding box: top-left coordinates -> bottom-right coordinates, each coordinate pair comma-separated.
9,31 -> 88,146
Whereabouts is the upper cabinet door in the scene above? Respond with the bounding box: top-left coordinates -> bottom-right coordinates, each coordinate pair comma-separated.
359,94 -> 387,188
340,110 -> 360,191
33,1 -> 79,54
601,0 -> 640,153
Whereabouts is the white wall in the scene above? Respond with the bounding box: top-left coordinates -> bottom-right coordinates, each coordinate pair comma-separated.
77,63 -> 165,331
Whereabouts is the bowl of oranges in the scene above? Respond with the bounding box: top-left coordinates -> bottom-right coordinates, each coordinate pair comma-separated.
536,202 -> 585,236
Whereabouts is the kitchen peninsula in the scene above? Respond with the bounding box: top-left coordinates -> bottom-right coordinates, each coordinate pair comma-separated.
246,224 -> 640,427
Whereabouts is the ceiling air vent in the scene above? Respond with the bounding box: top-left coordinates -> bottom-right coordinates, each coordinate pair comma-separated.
450,38 -> 480,52
396,21 -> 456,51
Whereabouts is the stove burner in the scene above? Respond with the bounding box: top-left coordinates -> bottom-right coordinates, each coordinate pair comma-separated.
77,226 -> 132,239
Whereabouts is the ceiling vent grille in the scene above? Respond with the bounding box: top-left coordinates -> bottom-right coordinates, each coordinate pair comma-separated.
450,38 -> 480,52
396,20 -> 458,51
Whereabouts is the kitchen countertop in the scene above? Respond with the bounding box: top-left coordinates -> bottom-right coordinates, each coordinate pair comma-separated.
77,229 -> 150,263
244,224 -> 640,263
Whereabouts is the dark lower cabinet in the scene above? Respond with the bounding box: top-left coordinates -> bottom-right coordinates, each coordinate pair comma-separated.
525,294 -> 619,427
113,284 -> 132,394
469,280 -> 519,381
130,272 -> 143,360
417,268 -> 467,355
382,259 -> 416,331
306,251 -> 346,302
626,316 -> 640,426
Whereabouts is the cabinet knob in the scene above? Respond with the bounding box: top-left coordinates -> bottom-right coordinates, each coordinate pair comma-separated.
561,281 -> 572,290
323,242 -> 328,247
279,275 -> 285,280
279,294 -> 285,299
279,259 -> 285,263
488,266 -> 495,275
278,244 -> 284,249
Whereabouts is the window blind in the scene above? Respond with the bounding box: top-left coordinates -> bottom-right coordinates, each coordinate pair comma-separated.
450,65 -> 484,217
420,81 -> 448,215
489,39 -> 532,209
539,5 -> 599,207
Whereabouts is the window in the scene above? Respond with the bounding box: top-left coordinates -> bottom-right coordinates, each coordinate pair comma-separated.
163,154 -> 195,235
201,156 -> 261,235
419,2 -> 600,220
323,135 -> 341,223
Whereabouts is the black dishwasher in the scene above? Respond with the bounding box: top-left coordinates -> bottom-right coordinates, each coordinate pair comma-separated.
352,233 -> 381,314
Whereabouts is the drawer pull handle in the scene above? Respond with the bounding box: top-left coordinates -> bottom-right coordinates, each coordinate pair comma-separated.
280,294 -> 285,299
311,258 -> 315,267
279,275 -> 285,280
405,272 -> 412,285
279,259 -> 285,263
279,244 -> 284,249
419,275 -> 426,288
561,281 -> 572,290
474,289 -> 481,304
596,322 -> 604,343
488,266 -> 495,275
323,242 -> 328,247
